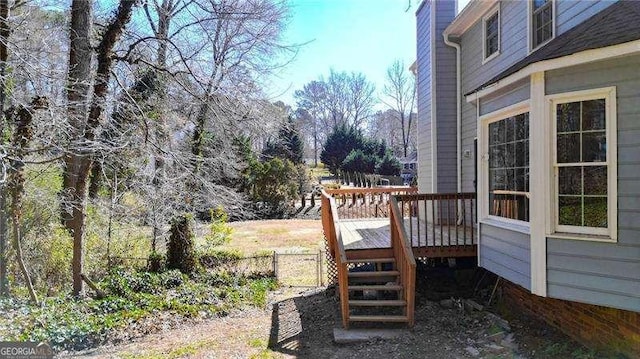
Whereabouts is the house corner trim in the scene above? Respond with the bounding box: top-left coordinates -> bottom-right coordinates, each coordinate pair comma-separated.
529,71 -> 547,297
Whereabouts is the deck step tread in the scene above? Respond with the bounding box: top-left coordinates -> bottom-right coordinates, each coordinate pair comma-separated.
345,257 -> 396,264
349,300 -> 406,307
348,270 -> 400,278
349,315 -> 409,323
348,284 -> 403,291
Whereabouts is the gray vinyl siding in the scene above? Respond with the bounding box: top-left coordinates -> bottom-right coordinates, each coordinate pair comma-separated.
416,1 -> 432,193
460,100 -> 476,193
460,0 -> 618,97
545,54 -> 640,313
460,0 -> 528,96
457,0 -> 618,195
479,79 -> 530,116
458,0 -> 530,196
556,0 -> 616,35
479,224 -> 531,290
475,82 -> 533,292
435,0 -> 458,193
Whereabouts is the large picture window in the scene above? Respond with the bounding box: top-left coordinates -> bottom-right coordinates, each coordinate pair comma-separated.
551,87 -> 617,239
531,0 -> 553,50
488,113 -> 530,222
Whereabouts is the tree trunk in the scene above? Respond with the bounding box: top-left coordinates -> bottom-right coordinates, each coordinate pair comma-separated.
64,0 -> 136,296
0,191 -> 7,296
63,0 -> 93,224
8,101 -> 46,304
313,120 -> 318,167
11,207 -> 37,304
0,0 -> 10,297
64,0 -> 92,296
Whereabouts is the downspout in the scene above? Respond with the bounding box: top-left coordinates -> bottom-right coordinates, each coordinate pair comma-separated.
443,32 -> 463,222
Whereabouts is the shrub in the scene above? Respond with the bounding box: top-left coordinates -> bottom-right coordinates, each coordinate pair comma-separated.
199,207 -> 233,252
246,157 -> 298,217
147,251 -> 164,273
199,249 -> 244,269
166,214 -> 197,274
342,149 -> 377,173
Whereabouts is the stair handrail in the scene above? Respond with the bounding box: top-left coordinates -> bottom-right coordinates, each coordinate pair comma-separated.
389,195 -> 416,327
321,189 -> 350,327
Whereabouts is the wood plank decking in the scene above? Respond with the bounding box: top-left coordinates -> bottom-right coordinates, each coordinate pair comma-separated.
340,218 -> 476,258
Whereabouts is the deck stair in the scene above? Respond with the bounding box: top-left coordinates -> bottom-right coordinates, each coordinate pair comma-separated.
345,257 -> 410,325
321,188 -> 421,329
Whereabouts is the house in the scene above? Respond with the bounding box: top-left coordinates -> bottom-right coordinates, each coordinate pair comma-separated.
398,151 -> 418,183
416,0 -> 640,355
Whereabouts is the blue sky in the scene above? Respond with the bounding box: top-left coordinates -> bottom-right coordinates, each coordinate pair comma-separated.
266,0 -> 471,107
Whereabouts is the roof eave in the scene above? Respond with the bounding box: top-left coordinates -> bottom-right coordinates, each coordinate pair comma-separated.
444,0 -> 498,36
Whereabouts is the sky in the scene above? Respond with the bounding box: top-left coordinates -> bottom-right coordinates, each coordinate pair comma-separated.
266,0 -> 472,107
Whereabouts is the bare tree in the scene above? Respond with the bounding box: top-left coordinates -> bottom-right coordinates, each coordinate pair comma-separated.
6,97 -> 48,304
63,0 -> 137,296
295,70 -> 376,164
0,0 -> 11,297
294,82 -> 328,166
347,71 -> 376,128
381,59 -> 416,157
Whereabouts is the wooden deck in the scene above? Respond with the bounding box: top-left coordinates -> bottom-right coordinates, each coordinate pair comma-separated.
340,218 -> 477,258
322,188 -> 477,328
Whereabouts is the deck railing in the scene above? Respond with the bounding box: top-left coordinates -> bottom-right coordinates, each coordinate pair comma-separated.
321,190 -> 350,328
394,193 -> 477,251
389,196 -> 416,327
325,187 -> 418,220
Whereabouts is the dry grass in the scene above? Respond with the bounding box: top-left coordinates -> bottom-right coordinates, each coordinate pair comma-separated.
218,219 -> 328,287
221,219 -> 324,255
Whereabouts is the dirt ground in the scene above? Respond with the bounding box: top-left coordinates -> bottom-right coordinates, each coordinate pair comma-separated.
66,282 -> 605,359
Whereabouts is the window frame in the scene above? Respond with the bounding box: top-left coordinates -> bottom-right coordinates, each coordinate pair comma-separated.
479,101 -> 531,233
528,0 -> 555,53
548,87 -> 617,242
482,5 -> 500,64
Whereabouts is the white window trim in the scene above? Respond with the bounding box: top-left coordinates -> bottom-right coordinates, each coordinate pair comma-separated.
527,0 -> 556,53
546,86 -> 617,242
478,100 -> 531,231
482,4 -> 500,64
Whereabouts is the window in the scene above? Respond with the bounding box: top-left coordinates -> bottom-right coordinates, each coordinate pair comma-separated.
551,87 -> 617,239
531,0 -> 553,50
488,113 -> 530,222
483,7 -> 500,62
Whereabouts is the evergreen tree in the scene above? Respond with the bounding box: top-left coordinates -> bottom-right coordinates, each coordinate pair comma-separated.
262,116 -> 304,164
375,151 -> 402,176
320,124 -> 365,173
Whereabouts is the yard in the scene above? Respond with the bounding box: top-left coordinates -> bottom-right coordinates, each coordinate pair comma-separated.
64,220 -> 609,359
222,219 -> 324,255
68,283 -> 605,359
